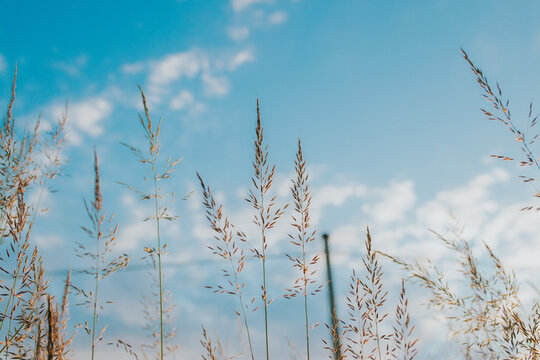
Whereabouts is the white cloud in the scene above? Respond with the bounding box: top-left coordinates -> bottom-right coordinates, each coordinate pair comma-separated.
227,26 -> 251,41
363,181 -> 416,224
0,54 -> 6,73
312,183 -> 366,223
170,89 -> 206,115
170,90 -> 195,110
202,73 -> 230,97
49,97 -> 112,145
416,168 -> 509,236
139,47 -> 256,104
34,234 -> 64,250
116,194 -> 161,252
231,0 -> 271,12
149,51 -> 207,87
51,54 -> 88,76
268,11 -> 287,25
116,193 -> 184,254
121,61 -> 145,74
229,49 -> 255,70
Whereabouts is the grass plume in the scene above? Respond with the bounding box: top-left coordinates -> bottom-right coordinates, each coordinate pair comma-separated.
244,99 -> 287,360
284,139 -> 323,360
122,86 -> 181,360
197,173 -> 255,360
73,150 -> 129,359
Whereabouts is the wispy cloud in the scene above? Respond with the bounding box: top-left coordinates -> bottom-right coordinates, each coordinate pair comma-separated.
227,26 -> 251,41
170,89 -> 205,115
231,0 -> 272,12
229,49 -> 255,70
268,10 -> 287,25
363,181 -> 416,224
51,54 -> 88,76
143,48 -> 254,104
202,73 -> 230,97
48,96 -> 113,145
121,61 -> 145,74
148,51 -> 207,87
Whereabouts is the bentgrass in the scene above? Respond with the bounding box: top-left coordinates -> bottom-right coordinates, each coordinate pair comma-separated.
122,86 -> 181,360
4,47 -> 540,360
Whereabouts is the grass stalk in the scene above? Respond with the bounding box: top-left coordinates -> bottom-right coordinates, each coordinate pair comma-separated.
90,218 -> 101,360
198,173 -> 255,360
285,139 -> 321,360
247,100 -> 286,360
153,172 -> 164,360
123,86 -> 180,359
74,149 -> 128,359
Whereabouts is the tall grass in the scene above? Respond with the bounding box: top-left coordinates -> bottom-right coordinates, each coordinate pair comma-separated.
198,102 -> 418,360
284,139 -> 323,360
0,67 -> 47,359
327,229 -> 418,360
246,100 -> 287,360
3,47 -> 540,360
198,172 -> 256,360
0,67 -> 73,360
375,49 -> 540,360
122,86 -> 181,360
73,150 -> 129,359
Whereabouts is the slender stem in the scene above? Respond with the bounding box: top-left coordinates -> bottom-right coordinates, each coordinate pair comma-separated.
0,320 -> 24,354
91,219 -> 101,360
370,278 -> 382,360
2,252 -> 23,358
375,314 -> 382,360
223,234 -> 254,360
302,240 -> 310,360
29,185 -> 46,232
259,190 -> 270,360
231,265 -> 255,360
300,192 -> 310,360
0,301 -> 40,355
0,184 -> 45,339
153,168 -> 164,360
304,287 -> 310,360
238,296 -> 255,360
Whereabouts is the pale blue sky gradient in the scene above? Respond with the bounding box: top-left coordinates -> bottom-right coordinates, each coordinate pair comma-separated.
2,1 -> 540,359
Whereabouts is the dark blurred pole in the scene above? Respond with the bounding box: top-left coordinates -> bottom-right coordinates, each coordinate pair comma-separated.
323,233 -> 342,360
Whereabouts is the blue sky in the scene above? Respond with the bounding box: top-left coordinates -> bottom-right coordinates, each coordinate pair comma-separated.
3,0 -> 540,359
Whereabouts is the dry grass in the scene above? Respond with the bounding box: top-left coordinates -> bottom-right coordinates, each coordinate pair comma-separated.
244,100 -> 288,360
3,47 -> 540,360
121,86 -> 181,360
0,67 -> 72,360
198,104 -> 418,360
382,221 -> 540,359
284,139 -> 323,360
198,100 -> 289,360
463,49 -> 540,210
331,229 -> 418,360
72,150 -> 129,359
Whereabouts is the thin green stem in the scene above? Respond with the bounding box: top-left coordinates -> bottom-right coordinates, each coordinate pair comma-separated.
91,220 -> 101,360
304,287 -> 310,360
259,191 -> 270,360
375,315 -> 382,360
370,277 -> 382,360
0,184 -> 45,339
302,240 -> 310,360
0,320 -> 24,355
231,264 -> 255,360
2,253 -> 23,359
0,300 -> 40,355
153,169 -> 164,360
